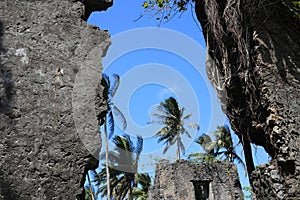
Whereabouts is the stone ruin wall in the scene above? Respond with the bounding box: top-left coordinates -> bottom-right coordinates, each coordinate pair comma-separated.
148,160 -> 243,200
0,0 -> 112,199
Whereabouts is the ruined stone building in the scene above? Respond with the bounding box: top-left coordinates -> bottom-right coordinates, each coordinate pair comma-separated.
148,160 -> 243,200
0,0 -> 111,199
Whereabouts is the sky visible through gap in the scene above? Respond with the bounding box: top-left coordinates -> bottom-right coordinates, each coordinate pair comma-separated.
85,1 -> 270,199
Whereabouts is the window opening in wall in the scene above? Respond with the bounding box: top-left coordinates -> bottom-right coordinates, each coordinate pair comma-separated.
192,180 -> 210,200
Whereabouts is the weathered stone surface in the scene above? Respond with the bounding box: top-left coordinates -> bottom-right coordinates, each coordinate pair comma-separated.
0,0 -> 111,199
195,0 -> 300,198
148,160 -> 243,200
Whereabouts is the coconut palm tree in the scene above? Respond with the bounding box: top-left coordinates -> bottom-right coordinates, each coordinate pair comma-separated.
101,74 -> 127,200
213,126 -> 243,162
151,97 -> 199,160
94,135 -> 149,200
195,125 -> 246,174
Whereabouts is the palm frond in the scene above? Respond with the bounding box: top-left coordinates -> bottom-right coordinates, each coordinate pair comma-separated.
101,73 -> 110,99
136,173 -> 151,190
132,174 -> 151,200
135,135 -> 143,154
223,125 -> 231,134
112,105 -> 127,131
188,122 -> 200,130
123,134 -> 134,152
113,136 -> 131,157
184,129 -> 192,138
182,113 -> 192,120
113,176 -> 126,199
205,140 -> 217,154
196,133 -> 217,155
94,166 -> 121,198
162,144 -> 171,154
151,113 -> 170,119
232,151 -> 247,177
214,150 -> 227,157
160,98 -> 180,118
154,126 -> 169,138
196,133 -> 212,146
108,110 -> 115,139
157,131 -> 176,145
178,138 -> 186,155
155,105 -> 167,113
110,74 -> 120,98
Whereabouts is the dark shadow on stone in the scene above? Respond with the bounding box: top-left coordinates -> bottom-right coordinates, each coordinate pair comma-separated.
0,21 -> 4,52
191,180 -> 211,200
0,20 -> 13,114
77,152 -> 100,200
281,160 -> 296,176
0,170 -> 17,199
0,20 -> 18,200
273,8 -> 300,83
80,0 -> 113,21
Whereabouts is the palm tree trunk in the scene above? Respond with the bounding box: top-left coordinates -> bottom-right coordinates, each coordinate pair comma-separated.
87,172 -> 95,200
129,185 -> 133,200
240,134 -> 255,181
176,140 -> 180,161
104,121 -> 111,200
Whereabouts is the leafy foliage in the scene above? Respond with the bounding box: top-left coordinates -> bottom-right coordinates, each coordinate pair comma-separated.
187,152 -> 216,163
192,125 -> 247,175
140,0 -> 193,25
132,173 -> 151,200
102,74 -> 127,138
85,171 -> 96,200
84,187 -> 94,200
151,97 -> 199,160
291,0 -> 300,17
94,135 -> 151,200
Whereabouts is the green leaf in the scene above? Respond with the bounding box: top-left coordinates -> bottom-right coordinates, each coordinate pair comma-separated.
143,1 -> 149,8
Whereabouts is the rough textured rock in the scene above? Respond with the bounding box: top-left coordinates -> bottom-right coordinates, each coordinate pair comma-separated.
0,0 -> 111,199
195,0 -> 299,198
148,160 -> 243,200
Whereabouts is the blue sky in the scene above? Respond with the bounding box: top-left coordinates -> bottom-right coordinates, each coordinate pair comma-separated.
86,1 -> 270,199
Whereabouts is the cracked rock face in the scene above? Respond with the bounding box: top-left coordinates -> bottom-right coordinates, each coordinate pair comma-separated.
195,0 -> 299,198
0,0 -> 111,199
